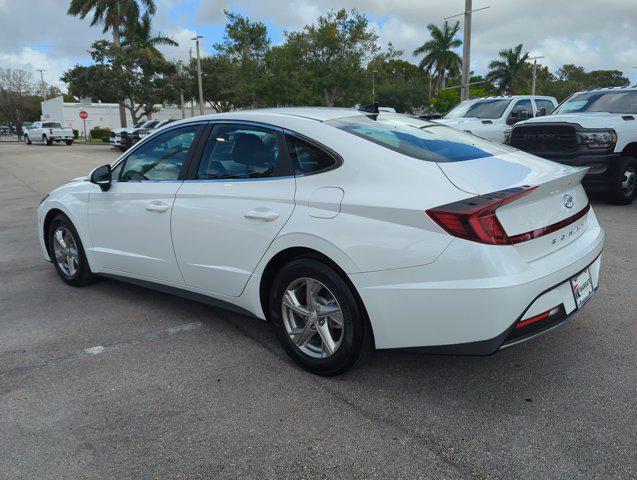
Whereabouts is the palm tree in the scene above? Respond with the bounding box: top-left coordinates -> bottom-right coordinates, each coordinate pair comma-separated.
123,13 -> 178,58
413,21 -> 462,97
486,44 -> 529,94
67,0 -> 156,126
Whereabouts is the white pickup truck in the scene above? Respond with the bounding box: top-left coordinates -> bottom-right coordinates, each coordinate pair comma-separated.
24,121 -> 74,146
436,95 -> 558,143
506,87 -> 637,204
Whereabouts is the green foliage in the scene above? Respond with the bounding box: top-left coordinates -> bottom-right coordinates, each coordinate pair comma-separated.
73,129 -> 79,139
412,21 -> 462,96
486,44 -> 530,94
89,126 -> 110,141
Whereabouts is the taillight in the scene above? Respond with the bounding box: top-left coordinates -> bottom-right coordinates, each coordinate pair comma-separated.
426,186 -> 537,245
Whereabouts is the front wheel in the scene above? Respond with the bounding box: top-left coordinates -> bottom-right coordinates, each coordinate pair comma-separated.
65,140 -> 73,146
24,135 -> 31,145
269,258 -> 371,376
48,214 -> 95,286
608,157 -> 636,205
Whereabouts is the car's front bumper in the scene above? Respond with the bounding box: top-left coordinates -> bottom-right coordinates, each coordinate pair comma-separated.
348,210 -> 604,352
541,152 -> 621,189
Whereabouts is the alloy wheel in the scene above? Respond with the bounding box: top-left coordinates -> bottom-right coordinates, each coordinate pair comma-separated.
52,226 -> 79,277
281,277 -> 344,358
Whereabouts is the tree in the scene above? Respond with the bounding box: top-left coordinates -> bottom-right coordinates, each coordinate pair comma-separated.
0,69 -> 36,133
67,0 -> 156,126
412,21 -> 462,97
122,12 -> 177,58
486,44 -> 530,94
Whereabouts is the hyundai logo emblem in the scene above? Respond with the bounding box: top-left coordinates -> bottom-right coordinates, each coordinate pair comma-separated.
563,194 -> 574,209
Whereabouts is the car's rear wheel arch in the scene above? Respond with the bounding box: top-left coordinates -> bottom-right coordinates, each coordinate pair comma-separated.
259,247 -> 375,348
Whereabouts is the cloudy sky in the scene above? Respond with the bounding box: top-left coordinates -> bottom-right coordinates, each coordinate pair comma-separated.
1,0 -> 637,89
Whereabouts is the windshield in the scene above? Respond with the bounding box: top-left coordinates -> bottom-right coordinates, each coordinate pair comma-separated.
554,91 -> 637,114
327,114 -> 514,162
143,121 -> 160,128
444,99 -> 512,119
43,122 -> 62,128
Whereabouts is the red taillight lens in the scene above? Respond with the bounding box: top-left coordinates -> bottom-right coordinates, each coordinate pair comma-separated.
426,186 -> 538,245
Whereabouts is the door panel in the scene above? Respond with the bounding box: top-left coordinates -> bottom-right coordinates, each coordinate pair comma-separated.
88,182 -> 184,283
172,122 -> 295,297
172,179 -> 295,296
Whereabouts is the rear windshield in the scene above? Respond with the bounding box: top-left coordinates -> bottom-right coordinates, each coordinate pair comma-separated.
326,114 -> 514,162
43,122 -> 62,128
444,99 -> 512,119
554,91 -> 637,114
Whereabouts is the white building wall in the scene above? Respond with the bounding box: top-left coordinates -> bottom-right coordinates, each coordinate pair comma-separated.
41,97 -> 216,132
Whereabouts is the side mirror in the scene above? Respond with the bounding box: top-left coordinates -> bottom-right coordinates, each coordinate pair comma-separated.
89,164 -> 112,191
506,111 -> 518,125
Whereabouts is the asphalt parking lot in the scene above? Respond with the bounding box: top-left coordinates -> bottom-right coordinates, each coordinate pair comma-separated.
0,142 -> 635,479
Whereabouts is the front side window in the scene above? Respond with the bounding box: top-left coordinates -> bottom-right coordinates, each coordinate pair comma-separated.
511,99 -> 533,116
197,124 -> 288,179
553,91 -> 637,114
286,135 -> 337,174
327,114 -> 514,163
535,99 -> 555,115
444,99 -> 512,119
118,124 -> 200,181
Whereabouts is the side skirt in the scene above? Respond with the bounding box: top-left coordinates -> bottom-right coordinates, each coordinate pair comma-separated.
99,273 -> 257,318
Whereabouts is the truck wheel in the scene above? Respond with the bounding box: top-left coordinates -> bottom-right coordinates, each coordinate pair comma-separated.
24,135 -> 31,145
41,135 -> 47,145
65,140 -> 73,146
608,157 -> 636,205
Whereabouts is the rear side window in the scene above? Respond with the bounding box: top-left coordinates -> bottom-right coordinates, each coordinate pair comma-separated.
286,135 -> 337,174
197,124 -> 290,180
327,115 -> 513,162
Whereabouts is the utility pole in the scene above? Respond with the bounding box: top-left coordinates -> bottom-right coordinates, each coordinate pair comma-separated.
372,70 -> 377,101
36,69 -> 46,98
192,35 -> 204,115
528,56 -> 544,95
445,3 -> 489,101
180,91 -> 186,119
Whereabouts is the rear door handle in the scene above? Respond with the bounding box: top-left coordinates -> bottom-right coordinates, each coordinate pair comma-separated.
245,210 -> 279,221
145,202 -> 170,213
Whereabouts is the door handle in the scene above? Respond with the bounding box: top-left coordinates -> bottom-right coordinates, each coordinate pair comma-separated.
145,202 -> 170,213
245,210 -> 279,221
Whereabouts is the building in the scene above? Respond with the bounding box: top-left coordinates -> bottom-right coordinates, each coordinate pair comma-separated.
40,96 -> 216,133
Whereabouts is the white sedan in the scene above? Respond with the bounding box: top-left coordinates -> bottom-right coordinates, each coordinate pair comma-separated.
37,107 -> 604,375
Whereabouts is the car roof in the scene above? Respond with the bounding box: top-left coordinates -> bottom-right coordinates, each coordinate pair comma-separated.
179,107 -> 368,124
571,86 -> 637,95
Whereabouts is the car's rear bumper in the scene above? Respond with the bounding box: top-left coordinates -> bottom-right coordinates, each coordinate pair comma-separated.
349,210 -> 604,351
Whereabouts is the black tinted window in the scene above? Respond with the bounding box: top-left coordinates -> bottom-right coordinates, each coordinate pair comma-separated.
197,124 -> 288,179
286,135 -> 336,174
119,124 -> 200,181
554,91 -> 637,114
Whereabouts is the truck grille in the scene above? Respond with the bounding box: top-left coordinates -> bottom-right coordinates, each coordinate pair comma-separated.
511,125 -> 578,153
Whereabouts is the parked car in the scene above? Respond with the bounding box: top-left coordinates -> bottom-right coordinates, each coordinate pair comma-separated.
122,118 -> 177,150
506,87 -> 637,204
24,121 -> 74,145
110,120 -> 149,150
37,107 -> 604,375
436,95 -> 558,143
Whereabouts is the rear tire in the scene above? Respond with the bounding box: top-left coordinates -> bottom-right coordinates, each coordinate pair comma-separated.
48,214 -> 95,287
608,157 -> 636,205
24,135 -> 31,145
65,140 -> 73,146
269,257 -> 371,376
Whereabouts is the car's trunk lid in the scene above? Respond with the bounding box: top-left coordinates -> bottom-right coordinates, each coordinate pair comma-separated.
437,150 -> 591,260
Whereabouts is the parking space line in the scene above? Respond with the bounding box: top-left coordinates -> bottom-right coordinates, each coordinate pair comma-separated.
0,321 -> 204,376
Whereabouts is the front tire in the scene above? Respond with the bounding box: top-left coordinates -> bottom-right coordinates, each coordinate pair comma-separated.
608,157 -> 636,205
269,258 -> 371,376
48,214 -> 95,286
65,140 -> 73,146
24,135 -> 31,145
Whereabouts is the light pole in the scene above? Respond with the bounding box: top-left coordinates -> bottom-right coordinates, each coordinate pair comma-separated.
36,69 -> 46,99
528,56 -> 544,95
372,69 -> 377,101
192,35 -> 204,115
445,3 -> 489,101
